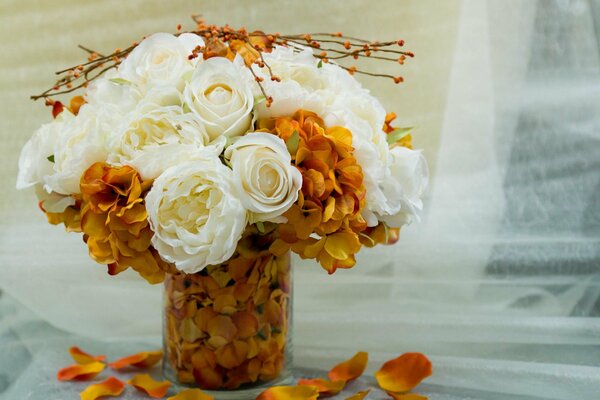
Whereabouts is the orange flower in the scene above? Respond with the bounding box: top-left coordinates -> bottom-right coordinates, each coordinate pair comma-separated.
80,162 -> 173,283
258,110 -> 367,273
291,231 -> 361,274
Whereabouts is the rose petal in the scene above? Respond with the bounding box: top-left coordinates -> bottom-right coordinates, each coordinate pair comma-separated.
56,361 -> 105,381
80,377 -> 126,400
375,353 -> 432,394
345,390 -> 371,400
128,373 -> 171,398
256,385 -> 319,400
167,388 -> 215,400
298,378 -> 345,396
69,346 -> 106,364
387,393 -> 428,400
109,350 -> 163,369
328,351 -> 368,382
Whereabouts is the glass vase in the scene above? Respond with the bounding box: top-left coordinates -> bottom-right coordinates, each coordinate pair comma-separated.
162,242 -> 293,398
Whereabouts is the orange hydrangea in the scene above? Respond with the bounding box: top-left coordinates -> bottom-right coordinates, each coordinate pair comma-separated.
79,162 -> 173,283
258,110 -> 368,274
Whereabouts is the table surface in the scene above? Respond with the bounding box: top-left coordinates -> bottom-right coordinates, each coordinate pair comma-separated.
0,291 -> 547,400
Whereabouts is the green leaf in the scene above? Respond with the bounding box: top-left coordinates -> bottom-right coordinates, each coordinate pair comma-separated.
46,154 -> 55,163
109,78 -> 132,86
256,221 -> 265,233
386,127 -> 413,144
286,130 -> 299,155
317,60 -> 323,68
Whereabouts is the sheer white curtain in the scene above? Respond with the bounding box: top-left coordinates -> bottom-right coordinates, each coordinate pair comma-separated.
1,1 -> 599,399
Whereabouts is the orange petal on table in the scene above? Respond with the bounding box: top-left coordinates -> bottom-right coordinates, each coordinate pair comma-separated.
298,378 -> 345,396
56,361 -> 105,381
109,350 -> 163,369
375,353 -> 432,394
345,390 -> 371,400
127,374 -> 171,398
80,377 -> 125,400
387,393 -> 428,400
327,351 -> 369,382
69,346 -> 106,364
167,388 -> 215,400
256,385 -> 319,400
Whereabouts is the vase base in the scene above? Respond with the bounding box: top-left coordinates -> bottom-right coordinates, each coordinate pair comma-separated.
164,369 -> 294,399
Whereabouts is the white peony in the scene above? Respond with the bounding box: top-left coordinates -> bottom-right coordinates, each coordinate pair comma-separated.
118,32 -> 204,91
106,92 -> 223,180
85,69 -> 142,120
42,105 -> 109,195
184,57 -> 254,140
225,132 -> 302,223
145,154 -> 247,273
16,111 -> 73,190
34,185 -> 75,213
379,146 -> 429,227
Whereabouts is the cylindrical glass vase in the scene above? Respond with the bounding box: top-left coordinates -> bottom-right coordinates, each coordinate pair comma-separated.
163,243 -> 292,398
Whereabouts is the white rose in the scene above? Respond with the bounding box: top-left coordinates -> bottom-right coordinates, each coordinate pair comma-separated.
16,112 -> 72,190
225,132 -> 302,223
107,95 -> 222,180
43,105 -> 109,195
184,57 -> 254,140
379,146 -> 428,227
146,154 -> 247,273
118,32 -> 204,91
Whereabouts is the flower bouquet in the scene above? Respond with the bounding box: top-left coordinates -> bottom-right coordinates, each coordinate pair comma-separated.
17,17 -> 427,395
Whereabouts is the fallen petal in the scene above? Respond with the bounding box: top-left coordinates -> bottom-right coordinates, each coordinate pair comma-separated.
345,390 -> 371,400
375,353 -> 432,394
128,374 -> 171,398
328,351 -> 368,382
80,377 -> 125,400
298,378 -> 345,395
57,361 -> 105,381
167,388 -> 215,400
69,346 -> 106,364
256,386 -> 319,400
109,350 -> 163,369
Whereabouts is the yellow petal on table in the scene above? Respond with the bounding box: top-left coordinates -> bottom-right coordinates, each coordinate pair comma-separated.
80,377 -> 125,400
167,388 -> 215,400
345,390 -> 371,400
297,378 -> 345,395
375,353 -> 432,394
256,385 -> 319,400
327,351 -> 369,382
57,361 -> 105,381
108,350 -> 163,369
387,393 -> 428,400
127,373 -> 171,398
69,346 -> 106,364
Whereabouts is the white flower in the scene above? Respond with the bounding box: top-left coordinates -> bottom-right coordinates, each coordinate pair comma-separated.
16,112 -> 72,190
106,94 -> 222,180
379,147 -> 428,227
42,106 -> 109,195
225,132 -> 302,223
184,57 -> 254,140
34,185 -> 75,213
85,70 -> 142,123
118,32 -> 204,91
146,154 -> 247,273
